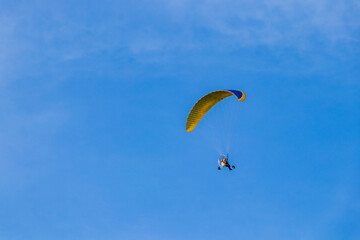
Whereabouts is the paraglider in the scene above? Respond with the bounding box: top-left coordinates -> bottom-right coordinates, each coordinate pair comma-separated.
186,89 -> 246,171
218,154 -> 235,171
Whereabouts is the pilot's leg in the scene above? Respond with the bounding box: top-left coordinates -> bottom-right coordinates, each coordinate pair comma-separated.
226,163 -> 232,170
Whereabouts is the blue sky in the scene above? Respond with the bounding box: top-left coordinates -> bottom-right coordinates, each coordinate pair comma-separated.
1,0 -> 359,239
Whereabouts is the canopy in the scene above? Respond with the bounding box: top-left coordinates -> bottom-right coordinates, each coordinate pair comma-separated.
186,90 -> 246,132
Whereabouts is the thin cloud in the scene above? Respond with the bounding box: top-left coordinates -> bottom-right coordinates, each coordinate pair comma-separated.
158,0 -> 360,46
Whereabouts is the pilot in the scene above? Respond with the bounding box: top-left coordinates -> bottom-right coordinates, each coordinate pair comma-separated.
218,154 -> 235,171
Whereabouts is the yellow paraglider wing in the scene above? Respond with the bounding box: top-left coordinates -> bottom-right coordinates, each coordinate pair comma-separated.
186,90 -> 246,132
